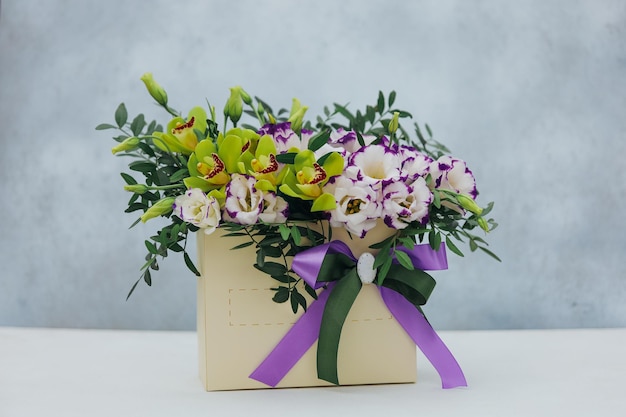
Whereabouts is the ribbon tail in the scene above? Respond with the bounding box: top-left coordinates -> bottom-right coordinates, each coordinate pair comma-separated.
380,287 -> 467,389
317,270 -> 362,385
249,285 -> 333,387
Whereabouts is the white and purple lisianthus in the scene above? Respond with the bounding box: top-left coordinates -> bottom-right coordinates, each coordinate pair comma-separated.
381,177 -> 432,229
344,142 -> 403,192
429,156 -> 477,198
258,122 -> 312,154
325,175 -> 380,238
173,188 -> 221,235
398,145 -> 433,184
328,128 -> 377,155
258,192 -> 289,223
223,174 -> 265,225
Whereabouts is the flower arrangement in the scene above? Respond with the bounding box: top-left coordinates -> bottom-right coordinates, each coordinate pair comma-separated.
99,74 -> 498,313
100,74 -> 499,388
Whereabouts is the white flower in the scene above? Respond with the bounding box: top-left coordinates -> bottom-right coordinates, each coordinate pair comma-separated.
381,177 -> 432,229
223,174 -> 264,225
398,145 -> 432,183
258,193 -> 289,223
329,128 -> 376,154
429,156 -> 477,198
173,188 -> 221,235
344,143 -> 403,191
325,175 -> 380,238
257,122 -> 311,154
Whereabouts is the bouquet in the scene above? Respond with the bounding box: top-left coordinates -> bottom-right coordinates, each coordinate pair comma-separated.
99,74 -> 498,387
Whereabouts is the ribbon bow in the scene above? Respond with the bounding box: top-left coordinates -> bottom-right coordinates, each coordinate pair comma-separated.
249,240 -> 467,389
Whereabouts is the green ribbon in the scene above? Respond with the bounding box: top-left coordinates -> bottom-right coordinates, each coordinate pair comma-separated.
314,252 -> 436,384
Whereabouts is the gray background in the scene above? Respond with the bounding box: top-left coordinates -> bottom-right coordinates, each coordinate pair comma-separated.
1,0 -> 625,331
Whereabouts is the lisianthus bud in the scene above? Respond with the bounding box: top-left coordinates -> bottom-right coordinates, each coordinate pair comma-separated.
388,111 -> 399,134
457,194 -> 483,215
287,105 -> 309,134
224,86 -> 245,124
140,73 -> 168,106
240,88 -> 252,105
140,197 -> 176,223
477,217 -> 490,232
111,136 -> 140,154
257,102 -> 265,116
124,184 -> 148,194
289,98 -> 303,117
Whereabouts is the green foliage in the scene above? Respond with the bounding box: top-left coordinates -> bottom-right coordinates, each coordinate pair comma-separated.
100,83 -> 499,308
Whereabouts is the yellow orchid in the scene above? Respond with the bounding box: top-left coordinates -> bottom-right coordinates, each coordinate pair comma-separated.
279,149 -> 344,211
152,107 -> 208,155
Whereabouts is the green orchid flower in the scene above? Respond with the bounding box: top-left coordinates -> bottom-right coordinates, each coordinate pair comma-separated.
152,107 -> 208,155
183,128 -> 260,191
279,149 -> 343,211
247,134 -> 283,192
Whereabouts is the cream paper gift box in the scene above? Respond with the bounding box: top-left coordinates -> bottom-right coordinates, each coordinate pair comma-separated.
196,223 -> 417,391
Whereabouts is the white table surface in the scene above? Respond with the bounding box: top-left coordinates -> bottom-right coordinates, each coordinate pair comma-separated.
1,326 -> 624,417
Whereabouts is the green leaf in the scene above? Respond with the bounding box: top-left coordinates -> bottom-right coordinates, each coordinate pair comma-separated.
144,240 -> 158,254
272,287 -> 289,303
399,236 -> 415,250
333,103 -> 355,124
478,246 -> 502,262
275,153 -> 296,164
394,249 -> 415,270
356,131 -> 365,147
433,190 -> 441,208
388,91 -> 397,107
143,269 -> 152,286
126,277 -> 142,300
184,252 -> 201,276
230,241 -> 254,250
377,91 -> 385,113
304,283 -> 318,300
96,123 -> 117,130
290,226 -> 301,246
256,248 -> 265,267
429,230 -> 441,250
445,238 -> 464,257
120,172 -> 137,185
115,103 -> 128,128
389,109 -> 413,118
254,261 -> 287,277
469,239 -> 478,252
308,129 -> 331,152
377,256 -> 393,285
270,274 -> 297,284
130,114 -> 146,136
279,224 -> 291,241
291,290 -> 307,313
129,161 -> 156,173
169,168 -> 189,183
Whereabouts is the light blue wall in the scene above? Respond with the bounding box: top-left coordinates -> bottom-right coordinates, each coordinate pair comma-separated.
1,0 -> 625,330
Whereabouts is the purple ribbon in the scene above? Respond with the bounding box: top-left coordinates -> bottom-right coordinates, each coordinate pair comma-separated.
249,241 -> 467,389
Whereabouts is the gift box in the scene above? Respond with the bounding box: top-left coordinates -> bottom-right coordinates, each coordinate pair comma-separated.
102,77 -> 495,392
196,224 -> 417,391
